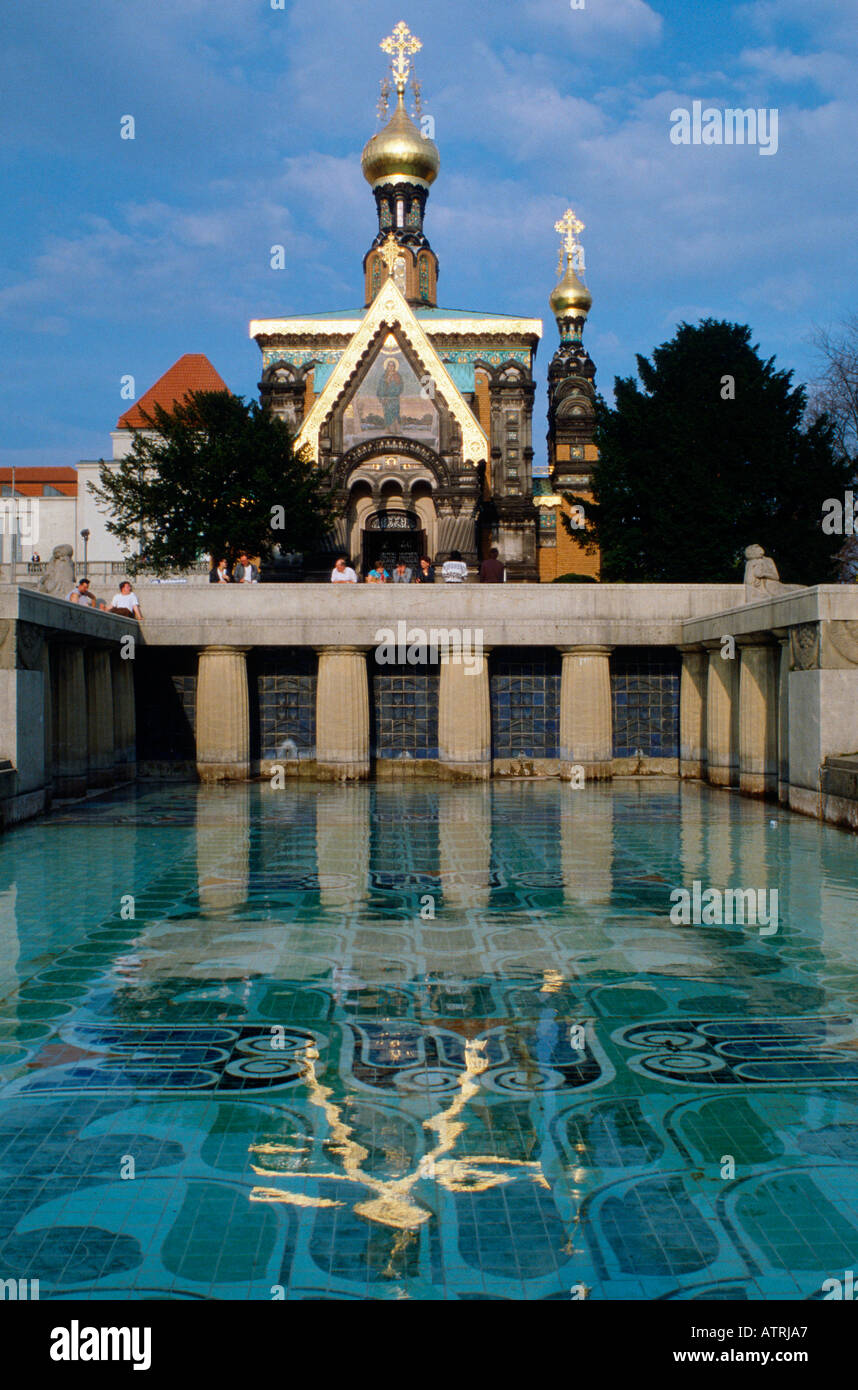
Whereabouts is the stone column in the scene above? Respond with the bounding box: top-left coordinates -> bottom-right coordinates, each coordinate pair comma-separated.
85,649 -> 115,788
438,647 -> 491,779
678,644 -> 707,780
196,646 -> 250,782
36,641 -> 53,799
772,628 -> 790,805
737,637 -> 779,799
705,641 -> 737,788
111,650 -> 137,780
559,646 -> 613,780
53,645 -> 88,797
315,647 -> 370,780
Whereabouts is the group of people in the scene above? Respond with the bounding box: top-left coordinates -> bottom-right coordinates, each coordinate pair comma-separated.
209,554 -> 259,583
67,578 -> 142,620
331,549 -> 506,584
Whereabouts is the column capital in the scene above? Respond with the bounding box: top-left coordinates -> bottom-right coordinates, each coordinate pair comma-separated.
557,644 -> 614,657
315,644 -> 372,656
677,641 -> 707,654
199,644 -> 250,656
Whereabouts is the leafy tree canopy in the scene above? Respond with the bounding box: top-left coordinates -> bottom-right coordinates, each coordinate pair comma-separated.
89,390 -> 336,575
563,319 -> 851,583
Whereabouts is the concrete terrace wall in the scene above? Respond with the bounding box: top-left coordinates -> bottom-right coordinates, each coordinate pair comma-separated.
5,580 -> 858,830
0,587 -> 138,825
138,582 -> 747,649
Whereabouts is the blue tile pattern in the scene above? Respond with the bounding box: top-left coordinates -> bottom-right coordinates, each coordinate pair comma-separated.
611,646 -> 680,759
490,649 -> 561,758
371,664 -> 439,759
2,780 -> 858,1300
257,651 -> 316,760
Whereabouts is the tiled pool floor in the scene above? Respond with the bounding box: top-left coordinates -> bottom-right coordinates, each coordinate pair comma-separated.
1,778 -> 857,1299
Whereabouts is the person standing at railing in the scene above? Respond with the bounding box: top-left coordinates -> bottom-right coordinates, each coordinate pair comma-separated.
441,550 -> 468,583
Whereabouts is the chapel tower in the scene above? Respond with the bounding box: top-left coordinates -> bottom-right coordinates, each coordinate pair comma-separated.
361,21 -> 441,308
546,208 -> 596,489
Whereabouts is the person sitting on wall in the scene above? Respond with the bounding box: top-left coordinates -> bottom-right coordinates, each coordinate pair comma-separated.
479,547 -> 505,583
233,552 -> 259,583
330,555 -> 357,583
109,580 -> 142,620
209,558 -> 232,583
413,555 -> 435,583
441,550 -> 468,583
392,560 -> 412,584
67,577 -> 108,610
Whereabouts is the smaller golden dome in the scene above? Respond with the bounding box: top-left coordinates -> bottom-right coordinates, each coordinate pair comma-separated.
362,92 -> 440,188
550,258 -> 592,319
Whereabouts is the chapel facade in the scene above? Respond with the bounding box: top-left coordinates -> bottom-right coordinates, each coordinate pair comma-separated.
250,22 -> 599,581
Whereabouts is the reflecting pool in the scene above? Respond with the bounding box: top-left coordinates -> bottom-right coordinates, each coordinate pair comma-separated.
1,778 -> 858,1300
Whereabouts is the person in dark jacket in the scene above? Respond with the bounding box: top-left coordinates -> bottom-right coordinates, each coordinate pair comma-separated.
414,556 -> 435,583
479,548 -> 505,583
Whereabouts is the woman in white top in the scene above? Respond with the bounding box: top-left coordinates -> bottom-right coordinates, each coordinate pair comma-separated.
441,549 -> 468,583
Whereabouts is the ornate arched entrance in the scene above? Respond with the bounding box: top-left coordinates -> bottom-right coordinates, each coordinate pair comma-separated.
361,507 -> 425,575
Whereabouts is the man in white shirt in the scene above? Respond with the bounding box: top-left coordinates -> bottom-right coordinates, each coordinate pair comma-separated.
441,549 -> 468,583
331,555 -> 357,583
109,580 -> 142,619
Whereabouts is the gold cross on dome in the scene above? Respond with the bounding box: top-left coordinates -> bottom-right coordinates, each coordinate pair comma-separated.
381,21 -> 422,94
555,207 -> 585,274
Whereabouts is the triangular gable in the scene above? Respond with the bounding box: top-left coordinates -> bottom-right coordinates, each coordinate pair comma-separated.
295,279 -> 488,465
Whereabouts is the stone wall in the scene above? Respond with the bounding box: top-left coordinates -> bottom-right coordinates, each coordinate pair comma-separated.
0,586 -> 138,825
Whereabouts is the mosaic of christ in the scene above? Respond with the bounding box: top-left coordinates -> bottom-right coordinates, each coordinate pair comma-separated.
341,335 -> 440,453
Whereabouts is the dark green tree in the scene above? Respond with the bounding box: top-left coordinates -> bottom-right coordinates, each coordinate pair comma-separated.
563,319 -> 851,583
89,389 -> 336,575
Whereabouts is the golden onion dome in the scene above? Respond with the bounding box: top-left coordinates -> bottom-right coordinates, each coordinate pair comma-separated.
550,258 -> 592,319
361,92 -> 440,188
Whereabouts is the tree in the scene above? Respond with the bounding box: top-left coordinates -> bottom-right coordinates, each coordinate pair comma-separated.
807,316 -> 858,464
89,390 -> 336,575
563,319 -> 851,583
807,317 -> 858,579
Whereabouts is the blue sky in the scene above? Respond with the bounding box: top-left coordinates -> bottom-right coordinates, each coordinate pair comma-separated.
2,0 -> 855,471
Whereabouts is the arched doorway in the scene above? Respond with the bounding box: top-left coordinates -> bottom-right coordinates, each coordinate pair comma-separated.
362,508 -> 425,575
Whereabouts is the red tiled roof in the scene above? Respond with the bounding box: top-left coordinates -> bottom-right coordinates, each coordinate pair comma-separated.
117,353 -> 229,429
0,467 -> 77,481
0,467 -> 77,496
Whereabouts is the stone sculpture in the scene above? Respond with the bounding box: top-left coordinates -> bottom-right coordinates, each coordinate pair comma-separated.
743,544 -> 802,602
36,544 -> 76,598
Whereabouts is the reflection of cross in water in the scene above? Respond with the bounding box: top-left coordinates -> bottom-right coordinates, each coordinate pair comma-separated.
249,1037 -> 550,1233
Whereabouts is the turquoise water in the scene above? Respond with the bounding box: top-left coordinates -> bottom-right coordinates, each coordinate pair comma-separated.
1,778 -> 857,1300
